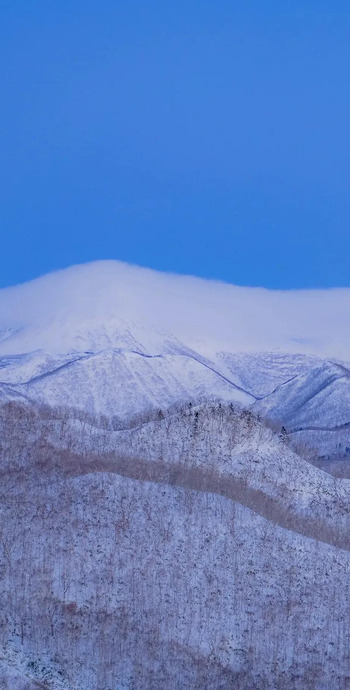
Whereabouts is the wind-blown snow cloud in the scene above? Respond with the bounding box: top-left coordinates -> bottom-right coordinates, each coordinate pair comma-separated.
0,260 -> 350,360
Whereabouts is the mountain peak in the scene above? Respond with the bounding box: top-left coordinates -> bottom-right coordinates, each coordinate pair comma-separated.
0,260 -> 350,360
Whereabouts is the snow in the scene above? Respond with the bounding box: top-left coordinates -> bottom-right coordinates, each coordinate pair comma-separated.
0,259 -> 350,360
0,349 -> 253,419
2,399 -> 350,688
1,260 -> 350,466
254,361 -> 350,431
2,262 -> 350,686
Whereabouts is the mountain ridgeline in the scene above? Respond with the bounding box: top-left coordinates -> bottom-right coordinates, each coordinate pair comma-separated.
1,261 -> 350,689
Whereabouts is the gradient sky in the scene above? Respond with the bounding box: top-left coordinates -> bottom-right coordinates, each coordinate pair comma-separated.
1,1 -> 350,289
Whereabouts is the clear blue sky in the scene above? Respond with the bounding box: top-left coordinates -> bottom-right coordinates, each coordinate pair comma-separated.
1,1 -> 350,289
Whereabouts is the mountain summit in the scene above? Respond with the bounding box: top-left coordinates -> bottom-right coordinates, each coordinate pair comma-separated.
1,260 -> 350,358
1,261 -> 350,464
2,262 -> 350,688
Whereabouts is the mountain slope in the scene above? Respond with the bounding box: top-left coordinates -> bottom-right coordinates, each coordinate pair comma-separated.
1,260 -> 350,466
2,262 -> 350,687
254,361 -> 350,470
1,259 -> 350,360
0,349 -> 253,420
1,400 -> 350,689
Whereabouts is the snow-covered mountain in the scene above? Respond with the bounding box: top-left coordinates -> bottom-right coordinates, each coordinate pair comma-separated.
2,261 -> 350,688
2,398 -> 350,689
1,260 -> 350,466
1,259 -> 350,359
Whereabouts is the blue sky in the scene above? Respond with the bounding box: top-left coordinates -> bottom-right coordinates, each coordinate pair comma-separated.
1,1 -> 350,289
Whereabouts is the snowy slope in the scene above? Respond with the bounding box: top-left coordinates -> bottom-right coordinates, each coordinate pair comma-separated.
253,361 -> 350,467
1,260 -> 350,463
2,399 -> 350,688
2,263 -> 350,687
1,260 -> 350,360
254,361 -> 350,431
0,349 -> 253,419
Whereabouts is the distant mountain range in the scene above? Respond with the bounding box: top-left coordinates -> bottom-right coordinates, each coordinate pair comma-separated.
1,260 -> 350,471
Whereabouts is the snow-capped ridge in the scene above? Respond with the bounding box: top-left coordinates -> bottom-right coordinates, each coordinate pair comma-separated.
1,260 -> 350,468
254,361 -> 350,432
1,260 -> 350,359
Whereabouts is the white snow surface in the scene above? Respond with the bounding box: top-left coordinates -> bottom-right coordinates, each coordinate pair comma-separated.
2,263 -> 350,686
1,260 -> 350,460
0,259 -> 350,359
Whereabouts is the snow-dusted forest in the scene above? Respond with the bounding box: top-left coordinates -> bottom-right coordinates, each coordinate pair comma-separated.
1,262 -> 350,688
